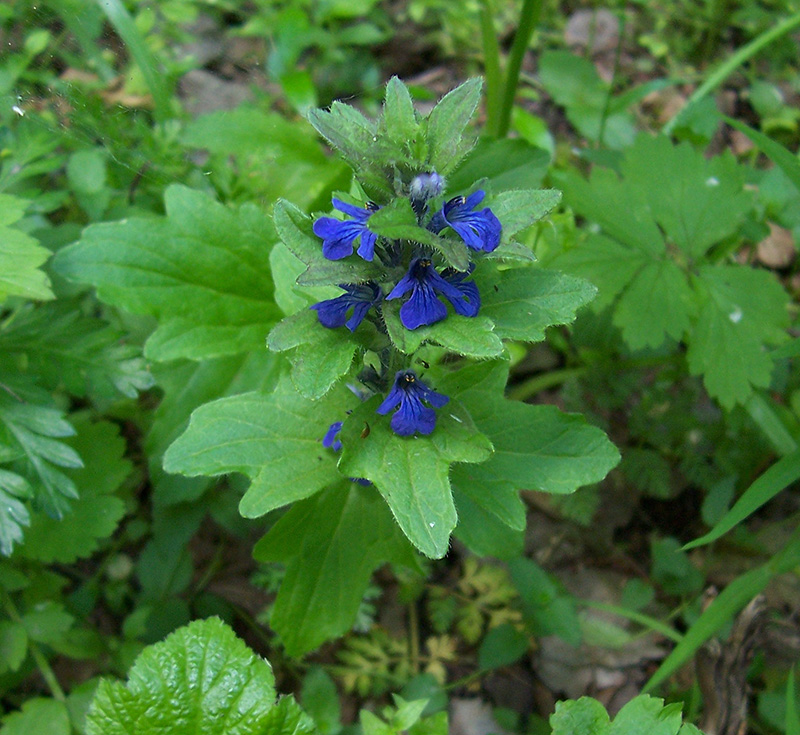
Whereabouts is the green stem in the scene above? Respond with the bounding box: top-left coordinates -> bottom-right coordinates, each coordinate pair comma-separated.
664,11 -> 800,135
576,599 -> 684,643
496,0 -> 544,138
1,589 -> 66,702
95,0 -> 173,124
408,601 -> 420,675
507,366 -> 588,401
597,12 -> 626,148
480,0 -> 503,137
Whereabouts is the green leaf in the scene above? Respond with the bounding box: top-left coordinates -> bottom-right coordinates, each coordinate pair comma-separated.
19,417 -> 130,564
510,558 -> 581,646
268,310 -> 360,399
182,107 -> 347,209
0,391 -> 81,522
22,602 -> 74,645
0,620 -> 28,674
338,396 -> 493,558
383,76 -> 419,146
54,185 -> 281,361
620,135 -> 752,259
550,696 -> 609,735
426,78 -> 482,174
0,698 -> 71,735
612,259 -> 695,349
383,300 -> 503,358
163,378 -> 356,519
558,167 -> 664,256
687,265 -> 789,408
84,617 -> 286,735
0,300 -> 154,400
441,362 -> 619,497
477,623 -> 529,670
490,189 -> 562,241
724,116 -> 800,193
255,482 -> 417,656
479,266 -> 596,342
146,352 -> 282,506
0,194 -> 54,302
447,139 -> 550,193
307,101 -> 393,200
274,199 -> 384,287
684,448 -> 800,550
453,489 -> 524,559
0,469 -> 30,557
552,233 -> 648,311
644,529 -> 800,693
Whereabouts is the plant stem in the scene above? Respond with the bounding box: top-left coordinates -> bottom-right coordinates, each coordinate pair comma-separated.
507,366 -> 588,401
664,11 -> 800,135
480,0 -> 503,137
408,601 -> 420,674
496,0 -> 544,138
597,11 -> 626,148
0,589 -> 66,702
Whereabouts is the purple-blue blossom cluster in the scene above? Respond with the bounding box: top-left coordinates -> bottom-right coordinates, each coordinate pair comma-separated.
310,174 -> 501,438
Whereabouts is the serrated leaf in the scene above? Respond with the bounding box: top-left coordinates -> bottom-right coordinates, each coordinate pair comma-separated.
552,233 -> 648,310
0,194 -> 54,302
612,259 -> 695,349
274,199 -> 384,287
0,698 -> 70,735
440,362 -> 619,496
268,310 -> 360,399
687,265 -> 789,408
338,397 -> 492,558
490,189 -> 562,240
84,618 -> 283,735
0,300 -> 153,400
426,79 -> 482,174
383,300 -> 503,358
255,482 -> 417,656
307,102 -> 393,200
558,167 -> 664,255
19,417 -> 130,564
0,392 -> 81,522
0,469 -> 30,557
146,352 -> 283,506
621,135 -> 752,259
479,266 -> 597,342
163,378 -> 356,518
54,185 -> 281,361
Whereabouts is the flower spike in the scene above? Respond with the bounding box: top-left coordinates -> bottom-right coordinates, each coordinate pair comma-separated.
429,190 -> 502,253
313,199 -> 380,261
311,282 -> 382,332
377,370 -> 449,436
386,258 -> 479,330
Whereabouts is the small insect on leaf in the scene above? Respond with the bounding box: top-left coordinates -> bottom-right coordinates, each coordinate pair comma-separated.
361,423 -> 371,439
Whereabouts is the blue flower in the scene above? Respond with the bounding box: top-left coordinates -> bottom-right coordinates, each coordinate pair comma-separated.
322,421 -> 344,452
386,257 -> 480,330
429,190 -> 502,253
313,199 -> 380,261
311,282 -> 382,332
377,370 -> 449,436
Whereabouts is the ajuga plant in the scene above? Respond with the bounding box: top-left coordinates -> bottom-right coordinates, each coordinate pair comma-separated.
163,77 -> 620,655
